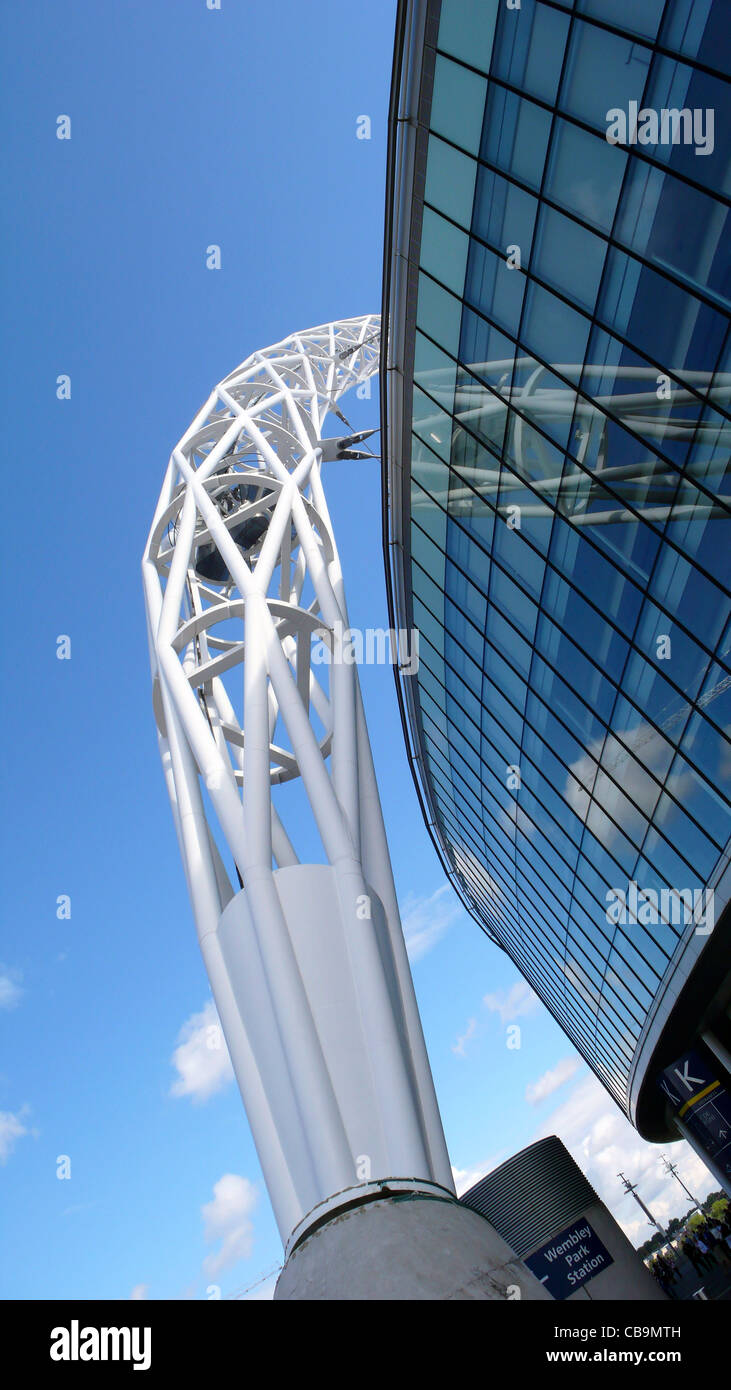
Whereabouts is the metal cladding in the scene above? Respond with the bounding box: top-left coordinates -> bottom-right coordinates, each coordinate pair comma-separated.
460,1135 -> 599,1259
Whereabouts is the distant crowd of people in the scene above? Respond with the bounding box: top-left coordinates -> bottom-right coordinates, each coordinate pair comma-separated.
649,1211 -> 731,1295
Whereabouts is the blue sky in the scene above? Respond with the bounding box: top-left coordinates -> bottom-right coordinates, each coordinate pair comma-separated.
0,0 -> 718,1300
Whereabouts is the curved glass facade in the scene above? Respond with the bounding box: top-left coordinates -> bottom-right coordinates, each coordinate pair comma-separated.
384,0 -> 731,1126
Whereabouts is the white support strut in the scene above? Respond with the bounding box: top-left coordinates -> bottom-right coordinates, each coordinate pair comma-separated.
143,315 -> 454,1252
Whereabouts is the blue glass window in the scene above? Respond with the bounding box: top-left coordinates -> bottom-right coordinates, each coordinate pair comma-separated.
480,87 -> 552,190
532,203 -> 609,313
492,1 -> 570,104
577,0 -> 665,42
431,53 -> 487,157
560,20 -> 652,132
544,117 -> 626,235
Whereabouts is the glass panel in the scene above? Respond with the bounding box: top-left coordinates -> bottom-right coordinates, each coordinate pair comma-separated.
643,792 -> 719,881
666,750 -> 730,847
559,19 -> 652,133
459,306 -> 519,398
695,660 -> 731,738
413,593 -> 445,662
520,280 -> 591,369
492,0 -> 571,104
576,0 -> 664,42
581,325 -> 700,472
493,511 -> 549,598
681,705 -> 731,789
446,596 -> 485,668
544,118 -> 626,234
437,0 -> 500,75
489,609 -> 532,678
610,693 -> 676,781
531,653 -> 607,748
662,480 -> 731,595
615,159 -> 729,306
489,565 -> 538,642
411,514 -> 446,593
537,611 -> 619,724
446,536 -> 489,626
424,135 -> 478,232
660,0 -> 718,65
633,597 -> 712,704
622,645 -> 690,735
430,53 -> 487,157
472,165 -> 538,257
531,202 -> 609,312
414,329 -> 457,417
598,247 -> 727,378
420,206 -> 470,299
648,546 -> 728,654
482,672 -> 525,744
643,54 -> 731,198
547,526 -> 643,631
411,472 -> 447,556
688,400 -> 731,504
465,239 -> 527,338
481,88 -> 552,191
485,641 -> 528,712
416,270 -> 463,363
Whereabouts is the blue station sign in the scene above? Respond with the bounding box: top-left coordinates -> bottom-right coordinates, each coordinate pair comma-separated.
524,1219 -> 614,1299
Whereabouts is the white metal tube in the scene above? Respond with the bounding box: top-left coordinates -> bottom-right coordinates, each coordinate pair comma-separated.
143,315 -> 456,1251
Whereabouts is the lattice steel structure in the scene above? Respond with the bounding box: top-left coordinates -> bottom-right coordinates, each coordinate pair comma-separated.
142,316 -> 453,1254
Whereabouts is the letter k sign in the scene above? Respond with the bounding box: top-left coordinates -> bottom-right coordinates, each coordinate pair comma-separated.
675,1060 -> 704,1091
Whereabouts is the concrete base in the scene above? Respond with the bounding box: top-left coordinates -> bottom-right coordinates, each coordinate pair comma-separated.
274,1194 -> 553,1301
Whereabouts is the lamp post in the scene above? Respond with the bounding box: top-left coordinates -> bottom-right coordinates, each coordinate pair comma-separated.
661,1156 -> 701,1211
618,1171 -> 669,1243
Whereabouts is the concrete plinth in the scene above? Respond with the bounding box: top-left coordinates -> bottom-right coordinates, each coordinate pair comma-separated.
274,1193 -> 552,1301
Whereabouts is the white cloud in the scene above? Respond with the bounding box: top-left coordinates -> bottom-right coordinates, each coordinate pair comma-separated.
564,722 -> 692,852
533,1072 -> 719,1243
483,978 -> 540,1025
129,1285 -> 149,1301
452,846 -> 504,906
170,1000 -> 234,1102
525,1056 -> 581,1105
401,883 -> 464,962
452,1018 -> 477,1058
202,1174 -> 258,1277
0,967 -> 23,1010
498,799 -> 535,841
0,1108 -> 29,1164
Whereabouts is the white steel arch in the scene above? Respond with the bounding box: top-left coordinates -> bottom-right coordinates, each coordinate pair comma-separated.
142,315 -> 454,1252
